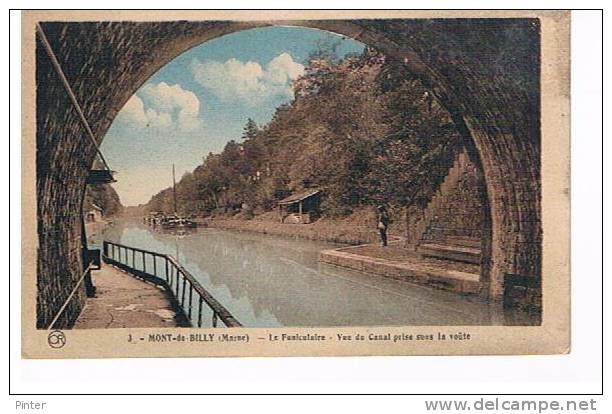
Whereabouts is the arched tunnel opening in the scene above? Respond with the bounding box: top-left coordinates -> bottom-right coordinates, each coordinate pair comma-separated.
34,19 -> 542,329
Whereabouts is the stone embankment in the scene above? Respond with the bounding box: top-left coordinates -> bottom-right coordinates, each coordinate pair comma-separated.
319,241 -> 481,296
205,218 -> 383,246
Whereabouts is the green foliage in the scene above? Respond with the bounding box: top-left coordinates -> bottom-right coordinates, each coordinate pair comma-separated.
144,50 -> 463,217
83,183 -> 123,217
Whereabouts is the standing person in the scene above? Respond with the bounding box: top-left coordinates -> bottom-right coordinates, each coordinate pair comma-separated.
377,205 -> 390,247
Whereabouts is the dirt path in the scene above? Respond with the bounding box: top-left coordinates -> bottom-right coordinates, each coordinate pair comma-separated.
74,264 -> 187,329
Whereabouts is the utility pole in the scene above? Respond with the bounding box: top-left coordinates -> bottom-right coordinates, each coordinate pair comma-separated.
172,164 -> 178,215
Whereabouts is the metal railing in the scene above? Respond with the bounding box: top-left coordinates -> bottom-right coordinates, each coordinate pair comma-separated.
102,240 -> 241,328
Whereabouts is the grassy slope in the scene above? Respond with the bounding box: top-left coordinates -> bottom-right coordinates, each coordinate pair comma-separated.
207,207 -> 406,246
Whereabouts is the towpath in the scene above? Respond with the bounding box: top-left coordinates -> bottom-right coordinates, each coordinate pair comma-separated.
74,263 -> 188,329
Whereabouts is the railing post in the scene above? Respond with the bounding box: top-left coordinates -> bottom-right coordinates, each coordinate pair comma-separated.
153,255 -> 157,277
198,297 -> 203,327
103,241 -> 108,258
132,249 -> 136,268
212,312 -> 218,328
188,285 -> 193,320
165,257 -> 169,283
142,251 -> 146,273
181,277 -> 187,307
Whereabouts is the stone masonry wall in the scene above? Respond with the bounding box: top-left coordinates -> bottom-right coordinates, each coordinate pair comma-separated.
36,41 -> 91,328
423,151 -> 486,240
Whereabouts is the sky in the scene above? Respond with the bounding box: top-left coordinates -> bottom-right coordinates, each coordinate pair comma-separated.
101,26 -> 365,206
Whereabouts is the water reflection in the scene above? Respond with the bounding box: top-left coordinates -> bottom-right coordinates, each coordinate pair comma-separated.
102,219 -> 537,327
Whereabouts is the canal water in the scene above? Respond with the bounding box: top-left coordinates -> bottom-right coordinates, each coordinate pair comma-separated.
99,219 -> 535,327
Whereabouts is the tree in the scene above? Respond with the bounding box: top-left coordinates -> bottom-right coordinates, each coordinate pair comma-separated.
242,118 -> 259,141
143,50 -> 464,219
83,183 -> 123,217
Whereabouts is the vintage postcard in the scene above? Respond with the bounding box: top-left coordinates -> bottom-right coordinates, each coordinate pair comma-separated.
21,10 -> 570,358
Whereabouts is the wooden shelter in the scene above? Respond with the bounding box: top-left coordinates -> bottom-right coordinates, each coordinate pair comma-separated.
278,189 -> 321,224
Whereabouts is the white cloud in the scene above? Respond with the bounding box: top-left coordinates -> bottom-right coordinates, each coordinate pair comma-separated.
266,53 -> 305,84
191,52 -> 305,105
117,82 -> 203,132
118,94 -> 169,129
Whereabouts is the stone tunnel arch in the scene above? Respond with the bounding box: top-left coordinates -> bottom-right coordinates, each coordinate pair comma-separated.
35,18 -> 541,328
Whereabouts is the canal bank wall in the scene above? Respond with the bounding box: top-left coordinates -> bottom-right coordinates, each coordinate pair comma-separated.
206,218 -> 385,246
319,245 -> 481,295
